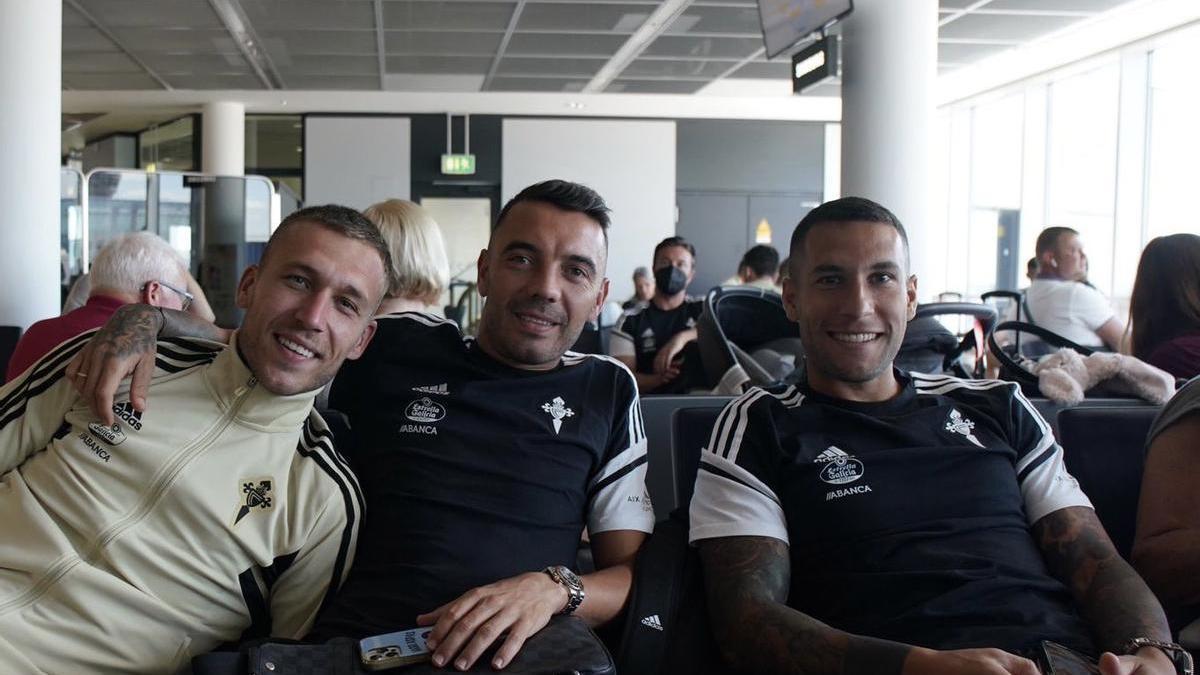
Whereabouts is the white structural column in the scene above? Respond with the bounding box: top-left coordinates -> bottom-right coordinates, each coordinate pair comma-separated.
0,1 -> 62,329
202,101 -> 246,176
840,0 -> 938,290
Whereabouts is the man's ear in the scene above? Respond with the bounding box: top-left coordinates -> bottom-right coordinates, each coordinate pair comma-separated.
781,276 -> 800,321
235,265 -> 259,310
141,281 -> 160,306
475,249 -> 490,298
346,319 -> 378,361
591,278 -> 610,321
906,274 -> 919,321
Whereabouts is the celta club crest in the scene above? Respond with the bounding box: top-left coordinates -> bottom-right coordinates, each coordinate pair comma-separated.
235,479 -> 273,525
945,409 -> 984,448
541,396 -> 575,434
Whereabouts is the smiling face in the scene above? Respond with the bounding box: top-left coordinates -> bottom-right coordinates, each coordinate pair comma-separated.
475,200 -> 609,371
235,220 -> 387,395
783,220 -> 917,402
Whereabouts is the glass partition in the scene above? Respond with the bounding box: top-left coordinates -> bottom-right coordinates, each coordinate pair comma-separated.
60,168 -> 85,296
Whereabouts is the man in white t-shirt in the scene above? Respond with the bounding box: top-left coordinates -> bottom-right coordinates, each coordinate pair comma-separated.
1025,227 -> 1124,350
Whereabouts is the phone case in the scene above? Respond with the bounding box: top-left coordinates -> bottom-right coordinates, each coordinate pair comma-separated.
1040,640 -> 1101,675
359,628 -> 433,671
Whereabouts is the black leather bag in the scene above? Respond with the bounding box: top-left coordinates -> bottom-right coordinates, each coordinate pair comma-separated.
198,615 -> 615,675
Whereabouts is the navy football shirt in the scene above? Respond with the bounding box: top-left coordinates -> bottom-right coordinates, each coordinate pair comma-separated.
689,371 -> 1096,655
312,313 -> 654,639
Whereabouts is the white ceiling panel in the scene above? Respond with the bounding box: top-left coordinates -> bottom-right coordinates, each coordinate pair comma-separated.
109,28 -> 237,52
517,3 -> 648,32
63,26 -> 121,51
386,54 -> 493,74
62,51 -> 144,74
384,2 -> 517,31
937,41 -> 1011,65
506,32 -> 626,57
642,35 -> 763,59
145,54 -> 249,74
242,1 -> 375,31
608,79 -> 707,94
257,30 -> 376,56
63,72 -> 164,89
489,76 -> 582,92
987,0 -> 1130,10
287,74 -> 389,89
496,56 -> 606,77
74,0 -> 224,29
386,30 -> 505,55
939,12 -> 1079,41
667,5 -> 763,36
623,59 -> 736,78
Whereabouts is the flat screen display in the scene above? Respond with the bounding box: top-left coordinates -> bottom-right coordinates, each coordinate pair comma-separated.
758,0 -> 852,59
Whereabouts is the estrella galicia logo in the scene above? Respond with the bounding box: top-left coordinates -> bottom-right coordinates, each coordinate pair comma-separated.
405,397 -> 446,423
87,421 -> 126,446
814,446 -> 864,485
234,479 -> 273,525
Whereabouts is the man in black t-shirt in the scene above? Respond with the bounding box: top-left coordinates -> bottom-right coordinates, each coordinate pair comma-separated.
69,183 -> 655,673
610,236 -> 704,394
689,197 -> 1181,675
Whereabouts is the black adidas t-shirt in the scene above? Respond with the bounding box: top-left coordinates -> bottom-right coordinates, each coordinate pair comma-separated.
310,313 -> 654,639
689,372 -> 1096,655
610,299 -> 704,393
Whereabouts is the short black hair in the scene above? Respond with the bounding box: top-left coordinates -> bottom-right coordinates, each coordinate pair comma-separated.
653,236 -> 696,262
262,204 -> 396,293
739,244 -> 780,278
1035,226 -> 1078,257
789,196 -> 909,266
495,179 -> 611,243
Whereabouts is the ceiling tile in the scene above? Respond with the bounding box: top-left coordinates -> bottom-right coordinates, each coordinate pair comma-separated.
277,55 -> 379,76
284,74 -> 382,89
622,59 -> 732,78
986,0 -> 1130,10
607,79 -> 707,94
145,53 -> 249,73
62,72 -> 164,89
63,26 -> 120,51
257,30 -> 377,56
728,61 -> 789,79
241,1 -> 375,30
939,0 -> 977,8
939,12 -> 1078,41
384,2 -> 516,31
496,56 -> 605,77
937,41 -> 1010,65
642,35 -> 762,59
108,28 -> 236,52
167,73 -> 265,89
666,5 -> 762,36
488,76 -> 582,92
385,54 -> 492,74
517,3 -> 649,32
506,32 -> 626,56
386,30 -> 503,55
74,0 -> 224,29
62,51 -> 143,73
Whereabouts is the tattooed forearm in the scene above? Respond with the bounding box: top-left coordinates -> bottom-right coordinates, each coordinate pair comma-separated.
1033,506 -> 1171,651
699,536 -> 910,675
102,304 -> 167,359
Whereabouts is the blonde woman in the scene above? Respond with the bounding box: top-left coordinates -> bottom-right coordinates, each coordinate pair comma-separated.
363,199 -> 451,315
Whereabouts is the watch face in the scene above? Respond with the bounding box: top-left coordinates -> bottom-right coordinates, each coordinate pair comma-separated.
555,565 -> 583,589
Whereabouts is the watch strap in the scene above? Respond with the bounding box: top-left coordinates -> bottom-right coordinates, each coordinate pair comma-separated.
1122,637 -> 1194,675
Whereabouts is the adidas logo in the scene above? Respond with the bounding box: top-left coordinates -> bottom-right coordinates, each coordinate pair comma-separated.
640,614 -> 663,631
112,401 -> 143,431
814,446 -> 850,464
412,383 -> 449,396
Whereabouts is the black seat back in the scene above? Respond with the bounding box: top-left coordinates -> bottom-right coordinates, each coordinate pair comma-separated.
641,396 -> 731,520
0,325 -> 21,378
672,406 -> 727,508
1056,405 -> 1160,559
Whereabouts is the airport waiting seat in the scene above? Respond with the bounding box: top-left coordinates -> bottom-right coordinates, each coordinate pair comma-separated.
640,395 -> 732,521
0,325 -> 21,378
671,406 -> 727,508
695,286 -> 802,394
1056,405 -> 1160,560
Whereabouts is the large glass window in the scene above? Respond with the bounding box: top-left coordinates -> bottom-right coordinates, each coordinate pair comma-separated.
1145,27 -> 1200,243
965,93 -> 1025,295
139,116 -> 197,172
246,115 -> 303,202
1044,62 -> 1120,296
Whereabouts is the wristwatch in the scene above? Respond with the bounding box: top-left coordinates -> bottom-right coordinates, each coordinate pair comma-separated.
1122,637 -> 1194,675
542,565 -> 585,615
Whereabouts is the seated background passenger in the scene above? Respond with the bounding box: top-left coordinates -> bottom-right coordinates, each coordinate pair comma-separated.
721,243 -> 781,291
1026,226 -> 1125,350
363,198 -> 450,316
610,236 -> 705,394
1128,233 -> 1200,379
6,231 -> 214,382
0,206 -> 388,673
690,197 -> 1181,675
72,180 -> 654,673
622,266 -> 654,311
1133,376 -> 1200,630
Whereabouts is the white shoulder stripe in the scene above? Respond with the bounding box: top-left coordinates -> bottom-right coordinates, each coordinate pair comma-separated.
378,311 -> 456,328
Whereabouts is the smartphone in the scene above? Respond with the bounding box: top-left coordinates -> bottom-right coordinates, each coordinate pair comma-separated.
1039,640 -> 1101,675
359,627 -> 433,671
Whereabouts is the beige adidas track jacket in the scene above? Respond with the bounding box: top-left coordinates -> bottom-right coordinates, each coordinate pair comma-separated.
0,331 -> 362,674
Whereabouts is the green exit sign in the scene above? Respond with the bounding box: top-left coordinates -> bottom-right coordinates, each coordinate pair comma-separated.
441,153 -> 476,175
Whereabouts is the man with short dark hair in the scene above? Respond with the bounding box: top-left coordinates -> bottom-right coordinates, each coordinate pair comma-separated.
0,205 -> 390,673
723,244 -> 781,290
690,197 -> 1182,675
1026,226 -> 1124,350
72,181 -> 653,672
610,235 -> 705,394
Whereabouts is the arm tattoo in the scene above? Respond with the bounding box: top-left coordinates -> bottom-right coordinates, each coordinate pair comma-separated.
1033,506 -> 1171,651
100,304 -> 165,360
699,536 -> 909,675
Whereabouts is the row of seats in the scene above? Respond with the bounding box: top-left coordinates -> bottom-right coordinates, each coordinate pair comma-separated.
613,396 -> 1166,673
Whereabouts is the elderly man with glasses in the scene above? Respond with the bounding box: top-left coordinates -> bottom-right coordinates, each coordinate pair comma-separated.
6,231 -> 214,382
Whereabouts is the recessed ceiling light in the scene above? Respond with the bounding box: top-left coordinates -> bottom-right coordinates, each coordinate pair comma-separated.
566,101 -> 585,109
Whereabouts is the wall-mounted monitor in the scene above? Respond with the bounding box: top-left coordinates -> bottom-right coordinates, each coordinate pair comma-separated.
758,0 -> 853,59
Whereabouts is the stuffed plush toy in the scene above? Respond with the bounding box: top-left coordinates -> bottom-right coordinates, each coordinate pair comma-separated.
1032,348 -> 1176,406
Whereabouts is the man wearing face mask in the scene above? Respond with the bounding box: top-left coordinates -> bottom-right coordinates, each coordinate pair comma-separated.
610,236 -> 704,394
